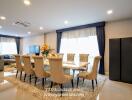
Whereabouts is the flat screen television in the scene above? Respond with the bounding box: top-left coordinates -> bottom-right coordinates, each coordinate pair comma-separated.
29,45 -> 40,55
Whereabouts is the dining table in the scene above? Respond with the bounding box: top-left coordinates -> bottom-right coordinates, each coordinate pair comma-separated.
31,58 -> 89,78
31,59 -> 88,70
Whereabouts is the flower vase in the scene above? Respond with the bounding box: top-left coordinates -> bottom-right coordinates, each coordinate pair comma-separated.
43,53 -> 48,59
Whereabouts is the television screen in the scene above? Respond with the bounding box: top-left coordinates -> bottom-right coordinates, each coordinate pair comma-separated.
29,45 -> 40,55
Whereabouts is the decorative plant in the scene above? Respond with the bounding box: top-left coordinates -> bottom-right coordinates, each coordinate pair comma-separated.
40,44 -> 51,57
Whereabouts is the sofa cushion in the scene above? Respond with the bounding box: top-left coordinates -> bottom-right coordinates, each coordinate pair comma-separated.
4,55 -> 11,59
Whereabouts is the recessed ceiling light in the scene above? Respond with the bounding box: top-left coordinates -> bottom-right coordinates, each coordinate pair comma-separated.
0,16 -> 6,20
28,31 -> 31,34
64,20 -> 69,24
39,27 -> 43,30
107,10 -> 113,15
0,26 -> 2,29
24,0 -> 31,6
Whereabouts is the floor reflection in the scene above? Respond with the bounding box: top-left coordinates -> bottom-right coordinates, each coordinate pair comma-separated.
0,71 -> 38,100
4,72 -> 16,77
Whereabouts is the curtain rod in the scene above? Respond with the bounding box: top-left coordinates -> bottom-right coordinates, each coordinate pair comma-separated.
0,34 -> 21,39
56,21 -> 105,33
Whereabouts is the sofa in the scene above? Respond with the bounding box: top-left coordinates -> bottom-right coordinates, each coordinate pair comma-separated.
0,56 -> 4,71
0,55 -> 15,65
0,55 -> 16,71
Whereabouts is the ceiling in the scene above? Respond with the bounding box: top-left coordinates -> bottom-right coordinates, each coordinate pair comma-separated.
0,0 -> 132,37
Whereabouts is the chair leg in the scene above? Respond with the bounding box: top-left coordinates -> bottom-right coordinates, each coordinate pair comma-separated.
60,84 -> 63,97
92,80 -> 94,91
83,78 -> 85,84
73,70 -> 75,77
16,70 -> 18,78
95,78 -> 98,86
34,77 -> 37,86
20,71 -> 22,80
77,77 -> 80,88
24,73 -> 26,82
50,81 -> 53,92
45,78 -> 46,82
71,79 -> 74,88
42,78 -> 45,89
50,81 -> 53,88
29,75 -> 32,83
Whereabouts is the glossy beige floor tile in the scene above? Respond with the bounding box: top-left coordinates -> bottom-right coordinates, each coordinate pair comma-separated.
0,71 -> 132,100
98,79 -> 132,100
0,80 -> 38,100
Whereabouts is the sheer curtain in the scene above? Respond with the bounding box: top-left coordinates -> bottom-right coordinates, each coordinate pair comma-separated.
60,27 -> 99,70
0,37 -> 17,55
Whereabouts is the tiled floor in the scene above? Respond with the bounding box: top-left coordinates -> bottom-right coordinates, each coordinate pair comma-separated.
0,72 -> 38,100
0,71 -> 132,100
98,79 -> 132,100
0,80 -> 38,100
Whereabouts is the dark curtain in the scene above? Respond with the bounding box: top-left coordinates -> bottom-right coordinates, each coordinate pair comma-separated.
15,38 -> 20,54
56,31 -> 62,53
96,26 -> 105,74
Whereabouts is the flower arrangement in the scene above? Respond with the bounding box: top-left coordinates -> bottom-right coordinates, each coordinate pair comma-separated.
40,44 -> 51,57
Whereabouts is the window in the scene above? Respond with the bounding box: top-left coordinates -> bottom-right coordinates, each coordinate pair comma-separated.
60,27 -> 99,70
0,37 -> 17,55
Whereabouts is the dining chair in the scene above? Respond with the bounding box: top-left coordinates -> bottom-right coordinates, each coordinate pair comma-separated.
73,54 -> 89,77
80,54 -> 89,62
57,53 -> 64,58
33,56 -> 50,88
22,55 -> 35,83
79,54 -> 89,71
48,57 -> 74,95
67,53 -> 75,62
67,53 -> 75,76
48,53 -> 58,58
77,56 -> 102,90
15,55 -> 24,80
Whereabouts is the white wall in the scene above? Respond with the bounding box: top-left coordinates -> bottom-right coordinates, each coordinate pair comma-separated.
44,32 -> 57,51
21,34 -> 44,54
105,19 -> 132,74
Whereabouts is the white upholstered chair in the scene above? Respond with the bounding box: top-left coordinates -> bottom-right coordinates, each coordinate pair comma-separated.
73,54 -> 89,77
33,56 -> 50,88
79,54 -> 89,71
48,53 -> 64,58
15,55 -> 24,80
48,57 -> 74,95
22,55 -> 35,83
80,54 -> 89,62
67,53 -> 75,76
57,53 -> 64,58
77,56 -> 101,90
67,53 -> 75,62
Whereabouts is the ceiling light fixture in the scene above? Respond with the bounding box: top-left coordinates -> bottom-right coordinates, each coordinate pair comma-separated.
0,16 -> 6,20
64,20 -> 69,24
24,0 -> 31,6
0,26 -> 2,29
39,27 -> 43,30
107,10 -> 113,15
28,31 -> 31,34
